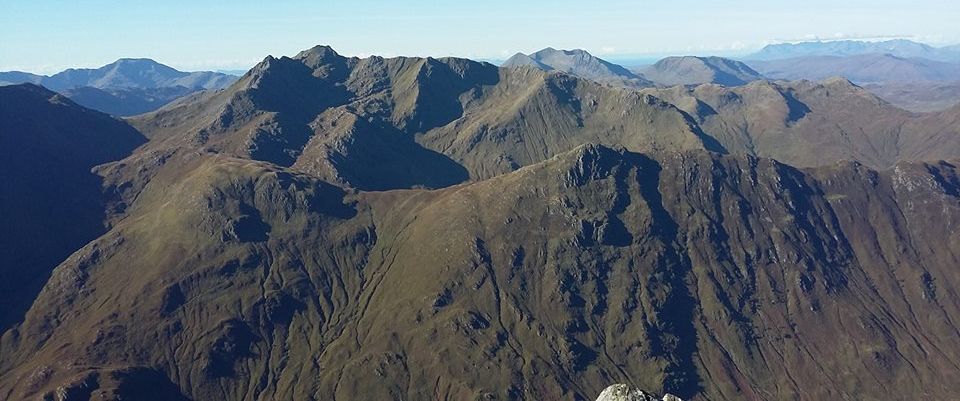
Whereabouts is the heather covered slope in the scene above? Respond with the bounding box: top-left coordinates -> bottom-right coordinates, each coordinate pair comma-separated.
2,145 -> 959,401
0,84 -> 146,331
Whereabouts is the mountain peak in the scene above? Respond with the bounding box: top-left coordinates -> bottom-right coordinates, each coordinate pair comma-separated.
112,58 -> 164,65
293,45 -> 348,72
640,56 -> 763,87
502,47 -> 646,85
295,45 -> 342,61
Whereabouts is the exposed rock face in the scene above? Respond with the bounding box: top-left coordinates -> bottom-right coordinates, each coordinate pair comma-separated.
595,384 -> 681,401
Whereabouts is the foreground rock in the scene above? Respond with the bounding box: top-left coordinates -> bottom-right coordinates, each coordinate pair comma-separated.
596,384 -> 681,401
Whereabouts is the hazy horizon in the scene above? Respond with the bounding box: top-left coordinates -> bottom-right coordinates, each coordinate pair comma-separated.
2,0 -> 959,74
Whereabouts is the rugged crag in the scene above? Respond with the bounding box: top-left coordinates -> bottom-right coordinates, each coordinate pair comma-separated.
595,384 -> 681,401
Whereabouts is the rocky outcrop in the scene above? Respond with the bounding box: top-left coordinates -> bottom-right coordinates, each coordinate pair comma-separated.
595,384 -> 681,401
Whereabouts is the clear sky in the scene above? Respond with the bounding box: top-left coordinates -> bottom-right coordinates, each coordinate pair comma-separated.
2,0 -> 959,74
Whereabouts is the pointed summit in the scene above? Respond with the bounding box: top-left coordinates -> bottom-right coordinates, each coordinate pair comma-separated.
295,45 -> 343,64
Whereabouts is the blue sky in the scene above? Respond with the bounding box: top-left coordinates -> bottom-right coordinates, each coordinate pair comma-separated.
1,0 -> 959,74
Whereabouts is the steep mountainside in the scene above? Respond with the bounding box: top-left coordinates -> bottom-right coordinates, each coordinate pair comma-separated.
638,56 -> 763,87
641,78 -> 960,168
502,48 -> 652,87
0,84 -> 146,331
747,39 -> 960,62
747,53 -> 960,83
2,144 -> 959,401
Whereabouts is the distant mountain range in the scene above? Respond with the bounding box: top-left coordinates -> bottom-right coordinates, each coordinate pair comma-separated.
739,39 -> 960,111
747,39 -> 960,62
747,53 -> 960,83
0,59 -> 239,115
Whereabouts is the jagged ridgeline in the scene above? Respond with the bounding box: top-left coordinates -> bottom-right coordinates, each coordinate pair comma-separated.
1,45 -> 960,401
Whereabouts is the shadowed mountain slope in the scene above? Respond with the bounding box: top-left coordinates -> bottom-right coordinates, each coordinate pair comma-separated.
2,144 -> 959,401
0,84 -> 146,331
62,85 -> 198,116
